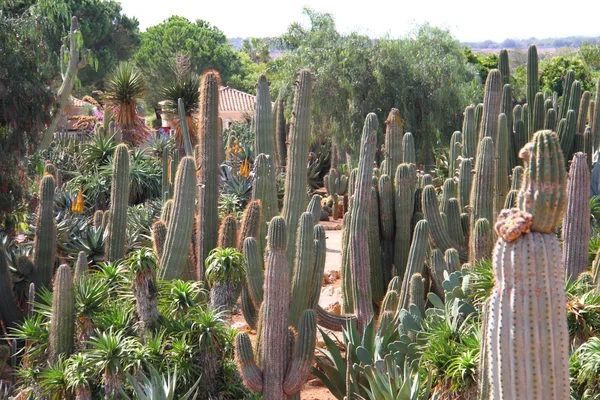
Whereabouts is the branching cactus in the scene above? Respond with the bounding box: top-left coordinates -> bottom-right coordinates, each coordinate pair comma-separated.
235,217 -> 317,399
105,144 -> 129,262
485,129 -> 569,399
196,70 -> 221,281
324,167 -> 348,220
562,152 -> 590,279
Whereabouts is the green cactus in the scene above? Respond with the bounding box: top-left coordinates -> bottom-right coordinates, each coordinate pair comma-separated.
563,152 -> 590,279
73,251 -> 88,285
487,131 -> 569,399
162,146 -> 169,199
446,198 -> 466,249
568,80 -> 582,125
217,214 -> 238,249
325,167 -> 348,221
440,178 -> 457,213
592,78 -> 600,151
402,132 -> 416,165
499,49 -> 510,85
236,217 -> 317,399
545,108 -> 557,131
196,71 -> 221,281
307,194 -> 322,226
480,69 -> 503,143
494,113 -> 510,219
399,219 -> 429,310
282,69 -> 313,267
408,272 -> 425,315
577,91 -> 591,135
448,131 -> 462,177
238,200 -> 262,251
48,264 -> 75,364
378,175 -> 395,286
526,45 -> 539,137
559,69 -> 575,121
471,218 -> 492,265
532,92 -> 545,134
160,157 -> 197,280
105,144 -> 129,263
394,163 -> 417,281
252,154 -> 278,252
501,84 -> 516,170
151,220 -> 167,262
475,103 -> 484,139
458,158 -> 473,212
275,97 -> 287,168
470,137 -> 495,231
513,119 -> 527,167
369,186 -> 385,305
558,110 -> 576,164
383,108 -> 403,179
33,175 -> 57,289
254,75 -> 275,158
178,97 -> 194,156
462,104 -> 477,159
0,250 -> 24,330
504,189 -> 519,209
93,210 -> 104,228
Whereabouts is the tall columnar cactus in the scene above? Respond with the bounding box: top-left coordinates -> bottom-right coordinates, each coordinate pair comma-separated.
378,175 -> 395,285
532,92 -> 545,134
74,251 -> 88,285
369,187 -> 385,305
510,165 -> 523,191
440,178 -> 457,213
545,108 -> 557,131
252,153 -> 278,244
33,175 -> 57,289
494,113 -> 510,219
383,108 -> 403,179
275,97 -> 287,168
196,70 -> 220,281
151,220 -> 167,261
178,97 -> 194,156
402,132 -> 416,165
48,265 -> 75,364
559,110 -> 577,164
235,217 -> 317,399
446,198 -> 466,248
526,44 -> 539,137
347,113 -> 378,330
288,213 -> 316,329
577,91 -> 591,135
470,137 -> 495,231
448,131 -> 462,177
0,250 -> 24,330
399,219 -> 429,310
458,158 -> 473,212
486,129 -> 569,400
501,84 -> 516,170
324,168 -> 348,221
394,163 -> 417,281
498,49 -> 510,85
254,75 -> 275,158
568,80 -> 582,126
559,69 -> 575,121
282,69 -> 313,267
562,152 -> 590,279
480,69 -> 503,143
475,103 -> 484,138
513,119 -> 527,166
105,144 -> 129,262
408,272 -> 425,315
462,104 -> 477,159
160,157 -> 197,280
592,77 -> 600,151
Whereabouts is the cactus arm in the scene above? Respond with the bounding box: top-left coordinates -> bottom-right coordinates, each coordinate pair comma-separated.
283,309 -> 317,395
235,332 -> 264,393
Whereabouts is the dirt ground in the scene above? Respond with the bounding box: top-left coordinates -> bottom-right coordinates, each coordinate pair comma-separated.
230,219 -> 344,399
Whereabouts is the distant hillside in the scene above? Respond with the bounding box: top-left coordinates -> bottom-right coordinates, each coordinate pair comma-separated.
463,36 -> 600,51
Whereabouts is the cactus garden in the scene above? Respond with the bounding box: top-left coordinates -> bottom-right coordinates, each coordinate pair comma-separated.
3,2 -> 600,399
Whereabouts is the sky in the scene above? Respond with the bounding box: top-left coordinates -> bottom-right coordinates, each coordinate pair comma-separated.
119,0 -> 600,43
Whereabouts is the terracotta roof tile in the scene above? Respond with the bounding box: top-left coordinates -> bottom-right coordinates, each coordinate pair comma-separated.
218,86 -> 256,112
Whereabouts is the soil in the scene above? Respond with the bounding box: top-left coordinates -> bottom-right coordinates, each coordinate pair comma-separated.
229,220 -> 344,399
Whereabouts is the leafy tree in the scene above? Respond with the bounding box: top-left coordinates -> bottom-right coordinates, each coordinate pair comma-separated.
464,47 -> 499,85
579,42 -> 600,69
539,55 -> 592,97
241,38 -> 271,63
134,16 -> 242,109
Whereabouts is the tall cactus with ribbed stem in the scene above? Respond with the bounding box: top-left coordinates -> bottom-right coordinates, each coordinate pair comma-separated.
282,69 -> 312,267
48,265 -> 75,364
0,250 -> 24,331
105,144 -> 129,263
368,187 -> 385,305
462,104 -> 477,159
235,217 -> 317,399
532,92 -> 545,134
494,113 -> 510,219
383,108 -> 403,179
559,109 -> 577,164
448,131 -> 462,177
559,70 -> 575,121
501,84 -> 515,169
526,44 -> 539,138
399,220 -> 429,310
32,175 -> 57,290
480,69 -> 503,143
347,113 -> 377,330
394,163 -> 416,281
252,154 -> 278,252
254,75 -> 275,157
592,77 -> 600,151
196,70 -> 220,281
499,49 -> 510,85
324,168 -> 347,221
470,137 -> 495,231
402,132 -> 416,165
378,175 -> 395,285
486,129 -> 569,400
577,91 -> 591,134
288,212 -> 316,329
408,272 -> 425,315
275,97 -> 287,168
160,157 -> 196,280
458,158 -> 473,212
471,218 -> 492,265
562,152 -> 590,279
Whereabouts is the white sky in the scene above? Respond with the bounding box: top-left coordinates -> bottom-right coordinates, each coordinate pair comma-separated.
119,0 -> 600,42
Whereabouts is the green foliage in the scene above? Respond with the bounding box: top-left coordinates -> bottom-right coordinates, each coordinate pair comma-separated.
540,56 -> 592,97
579,42 -> 600,69
464,47 -> 500,85
205,248 -> 246,285
134,16 -> 243,109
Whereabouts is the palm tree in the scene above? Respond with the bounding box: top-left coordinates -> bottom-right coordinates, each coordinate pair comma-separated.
103,61 -> 149,145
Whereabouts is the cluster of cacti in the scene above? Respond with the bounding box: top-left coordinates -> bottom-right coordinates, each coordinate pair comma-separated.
324,167 -> 348,220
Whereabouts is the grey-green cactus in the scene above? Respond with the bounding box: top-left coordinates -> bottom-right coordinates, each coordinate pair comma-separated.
383,109 -> 403,179
254,75 -> 275,158
48,265 -> 75,364
105,144 -> 129,262
33,175 -> 57,289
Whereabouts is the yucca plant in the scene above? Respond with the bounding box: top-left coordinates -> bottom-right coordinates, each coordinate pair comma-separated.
75,277 -> 107,345
359,358 -> 432,400
120,365 -> 199,400
159,74 -> 201,150
158,279 -> 206,318
205,247 -> 246,312
82,133 -> 117,169
65,353 -> 93,399
127,248 -> 160,334
102,62 -> 148,145
39,357 -> 70,400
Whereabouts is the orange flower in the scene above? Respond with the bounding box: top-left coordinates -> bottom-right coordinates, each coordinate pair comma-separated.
240,158 -> 250,178
72,189 -> 84,214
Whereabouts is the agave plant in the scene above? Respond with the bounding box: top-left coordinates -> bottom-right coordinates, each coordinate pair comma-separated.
159,74 -> 201,150
82,133 -> 117,169
120,365 -> 199,400
102,62 -> 149,145
205,247 -> 246,312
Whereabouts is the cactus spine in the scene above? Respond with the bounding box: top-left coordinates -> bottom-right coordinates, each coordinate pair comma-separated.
562,153 -> 590,279
254,75 -> 275,158
33,175 -> 57,289
196,71 -> 220,281
282,69 -> 313,267
160,157 -> 197,280
48,265 -> 75,364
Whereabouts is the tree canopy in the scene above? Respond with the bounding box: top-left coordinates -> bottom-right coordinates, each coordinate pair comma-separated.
134,16 -> 243,109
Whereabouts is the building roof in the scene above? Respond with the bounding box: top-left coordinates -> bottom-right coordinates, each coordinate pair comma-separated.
218,86 -> 256,112
69,96 -> 93,107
